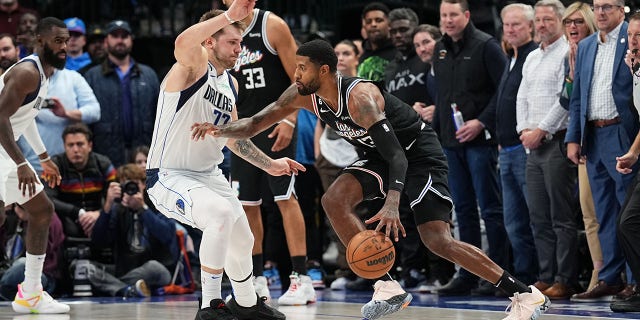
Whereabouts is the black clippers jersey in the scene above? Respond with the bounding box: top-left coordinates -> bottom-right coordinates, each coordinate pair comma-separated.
229,9 -> 291,118
311,76 -> 423,153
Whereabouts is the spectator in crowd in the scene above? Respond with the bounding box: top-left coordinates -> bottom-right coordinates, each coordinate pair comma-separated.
64,17 -> 91,71
517,0 -> 577,300
78,24 -> 106,74
0,32 -> 18,74
0,0 -> 36,36
432,0 -> 509,296
566,0 -> 637,302
129,145 -> 148,170
487,2 -> 539,293
223,0 -> 315,305
17,65 -> 100,173
88,164 -> 176,297
412,24 -> 441,123
84,19 -> 159,167
357,2 -> 397,82
560,1 -> 601,293
15,12 -> 36,58
0,203 -> 64,301
46,123 -> 117,241
610,11 -> 640,313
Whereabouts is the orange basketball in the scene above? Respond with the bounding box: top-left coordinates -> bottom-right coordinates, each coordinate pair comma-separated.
346,230 -> 395,279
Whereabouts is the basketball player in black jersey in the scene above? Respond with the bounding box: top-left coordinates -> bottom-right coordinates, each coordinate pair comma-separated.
221,0 -> 316,305
192,39 -> 550,320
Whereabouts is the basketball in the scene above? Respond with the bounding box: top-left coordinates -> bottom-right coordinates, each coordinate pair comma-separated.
346,230 -> 395,279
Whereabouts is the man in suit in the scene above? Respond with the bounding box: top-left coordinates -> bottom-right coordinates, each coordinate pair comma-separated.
566,0 -> 638,301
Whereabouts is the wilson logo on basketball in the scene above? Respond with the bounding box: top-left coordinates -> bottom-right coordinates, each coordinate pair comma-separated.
366,251 -> 394,266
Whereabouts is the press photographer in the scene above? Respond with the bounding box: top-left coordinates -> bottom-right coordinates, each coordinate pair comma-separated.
84,164 -> 178,297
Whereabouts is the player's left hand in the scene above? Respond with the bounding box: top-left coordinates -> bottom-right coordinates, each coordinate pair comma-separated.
267,157 -> 306,176
365,204 -> 406,242
268,122 -> 294,152
40,158 -> 61,188
191,122 -> 218,140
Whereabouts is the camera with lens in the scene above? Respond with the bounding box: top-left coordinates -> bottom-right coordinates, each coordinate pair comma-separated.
122,180 -> 140,196
42,98 -> 55,109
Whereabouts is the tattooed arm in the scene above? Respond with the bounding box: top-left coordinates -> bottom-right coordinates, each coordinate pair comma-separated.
225,136 -> 305,177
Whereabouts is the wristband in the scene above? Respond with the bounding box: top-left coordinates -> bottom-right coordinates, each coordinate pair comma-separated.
224,11 -> 235,24
39,156 -> 51,162
280,119 -> 296,128
16,161 -> 28,168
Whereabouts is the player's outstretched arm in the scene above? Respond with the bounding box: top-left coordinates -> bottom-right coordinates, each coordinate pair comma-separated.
226,138 -> 305,176
191,84 -> 309,140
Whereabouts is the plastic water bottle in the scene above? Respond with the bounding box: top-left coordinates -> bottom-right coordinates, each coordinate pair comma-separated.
451,103 -> 464,130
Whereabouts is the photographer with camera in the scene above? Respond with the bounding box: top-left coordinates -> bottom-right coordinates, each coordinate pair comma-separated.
87,163 -> 177,297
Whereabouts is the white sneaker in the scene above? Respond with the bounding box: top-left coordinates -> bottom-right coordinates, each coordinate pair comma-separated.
361,280 -> 412,320
416,279 -> 444,293
254,276 -> 271,301
12,283 -> 70,314
503,285 -> 551,320
330,277 -> 348,291
277,273 -> 316,306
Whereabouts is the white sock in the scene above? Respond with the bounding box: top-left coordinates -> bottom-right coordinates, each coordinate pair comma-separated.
23,253 -> 45,294
230,275 -> 257,307
201,269 -> 222,309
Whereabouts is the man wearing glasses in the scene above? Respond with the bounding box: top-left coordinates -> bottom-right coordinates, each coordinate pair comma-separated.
566,0 -> 637,302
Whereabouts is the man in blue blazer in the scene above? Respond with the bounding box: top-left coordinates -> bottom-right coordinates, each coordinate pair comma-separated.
566,0 -> 639,301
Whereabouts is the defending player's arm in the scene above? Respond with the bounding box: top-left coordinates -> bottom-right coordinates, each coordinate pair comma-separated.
191,83 -> 311,140
265,11 -> 299,152
169,0 -> 255,92
349,82 -> 408,241
0,63 -> 56,196
225,104 -> 305,177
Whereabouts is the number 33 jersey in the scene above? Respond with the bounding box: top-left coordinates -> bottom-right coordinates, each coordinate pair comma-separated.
147,63 -> 236,172
229,9 -> 291,118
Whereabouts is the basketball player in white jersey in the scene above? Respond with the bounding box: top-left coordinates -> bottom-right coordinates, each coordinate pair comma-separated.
145,1 -> 297,319
0,17 -> 71,314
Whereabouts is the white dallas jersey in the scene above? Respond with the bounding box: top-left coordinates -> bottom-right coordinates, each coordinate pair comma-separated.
1,55 -> 49,141
148,63 -> 236,172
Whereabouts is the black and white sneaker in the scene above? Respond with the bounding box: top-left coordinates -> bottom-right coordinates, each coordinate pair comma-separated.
227,295 -> 286,320
195,298 -> 238,320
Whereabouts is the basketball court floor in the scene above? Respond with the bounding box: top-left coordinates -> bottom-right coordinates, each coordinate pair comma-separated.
0,288 -> 637,320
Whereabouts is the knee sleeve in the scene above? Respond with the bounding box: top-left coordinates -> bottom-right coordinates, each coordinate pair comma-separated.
191,188 -> 238,270
224,214 -> 254,280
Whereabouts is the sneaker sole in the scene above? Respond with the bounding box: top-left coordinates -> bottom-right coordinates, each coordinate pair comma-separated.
531,296 -> 551,320
361,292 -> 413,320
12,301 -> 70,314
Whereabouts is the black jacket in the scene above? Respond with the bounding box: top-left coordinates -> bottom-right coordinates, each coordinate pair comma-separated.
432,23 -> 506,148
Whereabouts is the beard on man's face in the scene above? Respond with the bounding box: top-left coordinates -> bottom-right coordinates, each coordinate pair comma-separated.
297,79 -> 320,96
43,43 -> 66,69
0,57 -> 16,70
108,44 -> 131,60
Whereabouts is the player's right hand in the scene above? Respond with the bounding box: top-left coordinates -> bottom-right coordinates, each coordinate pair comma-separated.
191,122 -> 218,140
226,0 -> 256,22
17,165 -> 40,197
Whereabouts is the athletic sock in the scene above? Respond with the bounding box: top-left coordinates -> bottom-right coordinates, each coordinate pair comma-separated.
201,269 -> 222,309
252,254 -> 264,277
495,271 -> 531,294
291,255 -> 307,275
23,253 -> 45,293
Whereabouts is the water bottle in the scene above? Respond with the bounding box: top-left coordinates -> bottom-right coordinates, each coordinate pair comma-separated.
451,103 -> 464,130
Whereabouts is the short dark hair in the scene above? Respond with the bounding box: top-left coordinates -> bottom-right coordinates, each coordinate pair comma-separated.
337,39 -> 360,57
442,0 -> 469,12
36,17 -> 66,37
388,8 -> 419,26
0,33 -> 17,47
297,39 -> 337,73
199,9 -> 247,37
362,2 -> 390,19
62,122 -> 93,143
630,12 -> 640,23
413,24 -> 442,42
